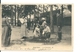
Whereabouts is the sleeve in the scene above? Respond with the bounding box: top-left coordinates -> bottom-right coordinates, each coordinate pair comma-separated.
20,19 -> 24,24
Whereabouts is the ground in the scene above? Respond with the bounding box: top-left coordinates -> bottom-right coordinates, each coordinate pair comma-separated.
2,26 -> 72,50
11,26 -> 71,45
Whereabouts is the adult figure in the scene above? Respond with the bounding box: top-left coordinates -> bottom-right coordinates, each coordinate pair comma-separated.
33,18 -> 38,32
57,12 -> 63,42
19,17 -> 28,40
27,18 -> 31,30
2,16 -> 12,47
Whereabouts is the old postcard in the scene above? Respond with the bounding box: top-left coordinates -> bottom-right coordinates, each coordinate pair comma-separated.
0,4 -> 73,51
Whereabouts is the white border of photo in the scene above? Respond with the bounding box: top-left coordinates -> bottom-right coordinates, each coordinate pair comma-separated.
1,0 -> 79,52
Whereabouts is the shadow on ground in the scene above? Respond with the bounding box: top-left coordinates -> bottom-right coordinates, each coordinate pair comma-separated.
10,37 -> 60,46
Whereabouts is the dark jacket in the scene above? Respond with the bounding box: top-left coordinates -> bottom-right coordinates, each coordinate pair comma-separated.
57,14 -> 63,27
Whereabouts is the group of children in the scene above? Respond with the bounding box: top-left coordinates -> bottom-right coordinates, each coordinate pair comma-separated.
33,20 -> 51,40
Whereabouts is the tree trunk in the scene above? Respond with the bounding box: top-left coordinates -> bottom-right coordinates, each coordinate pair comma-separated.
43,5 -> 44,13
15,5 -> 16,26
61,5 -> 63,25
15,5 -> 19,26
11,6 -> 13,25
17,5 -> 19,26
16,5 -> 18,26
34,9 -> 36,18
50,5 -> 54,33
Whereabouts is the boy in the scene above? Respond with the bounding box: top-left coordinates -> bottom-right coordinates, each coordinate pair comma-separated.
42,24 -> 51,40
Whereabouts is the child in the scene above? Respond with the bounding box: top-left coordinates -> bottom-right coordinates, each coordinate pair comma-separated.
33,24 -> 40,37
42,24 -> 51,40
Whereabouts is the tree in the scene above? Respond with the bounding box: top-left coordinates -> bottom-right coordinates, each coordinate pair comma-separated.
2,5 -> 16,25
50,5 -> 54,33
2,5 -> 12,17
67,5 -> 72,12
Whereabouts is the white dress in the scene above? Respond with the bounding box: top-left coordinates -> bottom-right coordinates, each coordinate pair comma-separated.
20,18 -> 28,37
33,27 -> 40,37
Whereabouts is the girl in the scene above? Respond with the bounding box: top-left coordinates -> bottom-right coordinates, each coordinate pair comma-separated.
20,17 -> 29,40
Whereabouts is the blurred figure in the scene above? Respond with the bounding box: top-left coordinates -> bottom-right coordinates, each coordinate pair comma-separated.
42,24 -> 51,40
33,18 -> 38,32
19,17 -> 29,40
27,18 -> 31,30
39,18 -> 47,38
57,12 -> 63,42
33,24 -> 40,37
17,19 -> 21,27
2,16 -> 12,47
42,21 -> 47,26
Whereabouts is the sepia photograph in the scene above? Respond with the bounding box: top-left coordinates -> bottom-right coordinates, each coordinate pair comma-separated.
1,4 -> 72,50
